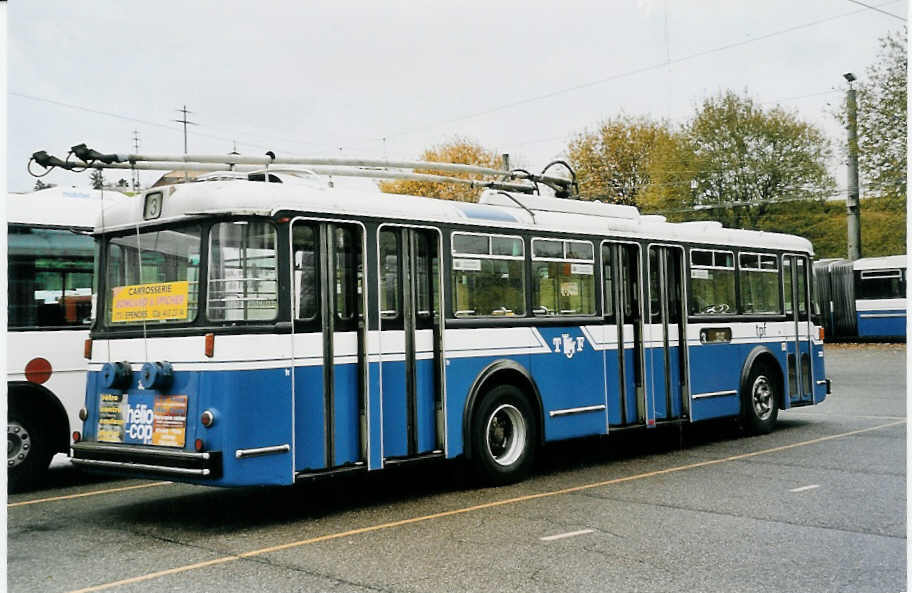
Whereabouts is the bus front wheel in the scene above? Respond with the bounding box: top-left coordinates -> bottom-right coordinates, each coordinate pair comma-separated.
469,384 -> 537,485
8,404 -> 52,493
742,365 -> 780,435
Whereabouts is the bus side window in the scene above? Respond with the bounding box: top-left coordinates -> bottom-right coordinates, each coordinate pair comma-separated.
601,244 -> 615,324
379,230 -> 399,320
334,226 -> 360,321
797,258 -> 808,320
451,233 -> 525,317
783,257 -> 793,315
531,238 -> 595,316
292,224 -> 317,320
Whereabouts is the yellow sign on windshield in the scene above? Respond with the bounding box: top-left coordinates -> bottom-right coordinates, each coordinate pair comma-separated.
111,281 -> 189,323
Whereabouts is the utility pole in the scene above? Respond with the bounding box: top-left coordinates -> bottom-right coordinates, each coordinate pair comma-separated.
173,105 -> 197,182
131,130 -> 141,191
843,73 -> 862,260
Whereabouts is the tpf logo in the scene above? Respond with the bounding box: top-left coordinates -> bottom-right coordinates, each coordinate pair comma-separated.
552,334 -> 585,359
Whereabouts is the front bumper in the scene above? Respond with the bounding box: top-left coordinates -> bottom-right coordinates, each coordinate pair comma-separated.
71,441 -> 222,479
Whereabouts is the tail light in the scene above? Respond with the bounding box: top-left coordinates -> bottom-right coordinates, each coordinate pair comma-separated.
194,438 -> 205,452
72,431 -> 81,443
78,408 -> 88,421
200,409 -> 215,427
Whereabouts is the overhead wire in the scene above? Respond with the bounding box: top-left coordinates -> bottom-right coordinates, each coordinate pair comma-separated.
359,1 -> 903,147
844,0 -> 907,21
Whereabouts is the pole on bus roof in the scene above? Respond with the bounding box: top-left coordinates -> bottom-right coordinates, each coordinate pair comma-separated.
28,144 -> 578,196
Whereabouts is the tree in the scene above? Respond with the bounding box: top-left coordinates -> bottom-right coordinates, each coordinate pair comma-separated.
567,116 -> 689,206
685,90 -> 835,228
116,178 -> 129,188
852,29 -> 906,201
377,138 -> 501,202
90,170 -> 105,190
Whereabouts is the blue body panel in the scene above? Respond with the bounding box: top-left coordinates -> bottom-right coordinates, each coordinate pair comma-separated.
381,359 -> 409,458
294,365 -> 326,472
857,310 -> 906,338
81,323 -> 827,486
533,327 -> 605,440
333,362 -> 361,466
85,367 -> 294,487
689,342 -> 743,421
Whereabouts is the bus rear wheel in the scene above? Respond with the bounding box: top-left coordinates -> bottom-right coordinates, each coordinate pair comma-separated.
469,384 -> 537,486
8,405 -> 52,493
742,365 -> 779,435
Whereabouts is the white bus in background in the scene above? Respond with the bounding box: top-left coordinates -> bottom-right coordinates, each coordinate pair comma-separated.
7,186 -> 129,491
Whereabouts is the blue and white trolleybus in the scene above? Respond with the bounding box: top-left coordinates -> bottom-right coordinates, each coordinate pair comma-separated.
29,147 -> 832,487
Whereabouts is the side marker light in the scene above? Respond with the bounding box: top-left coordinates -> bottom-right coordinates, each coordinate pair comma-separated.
84,339 -> 93,360
72,431 -> 81,443
194,438 -> 204,452
204,333 -> 215,358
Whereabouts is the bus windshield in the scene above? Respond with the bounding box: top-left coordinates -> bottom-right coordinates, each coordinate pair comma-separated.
105,225 -> 201,325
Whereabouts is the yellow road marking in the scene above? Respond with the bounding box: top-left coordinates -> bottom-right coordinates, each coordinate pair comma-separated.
65,420 -> 904,593
8,481 -> 171,508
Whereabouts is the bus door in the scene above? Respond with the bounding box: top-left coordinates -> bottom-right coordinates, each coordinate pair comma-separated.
783,254 -> 814,404
645,245 -> 689,423
602,241 -> 645,427
378,227 -> 444,461
291,220 -> 367,472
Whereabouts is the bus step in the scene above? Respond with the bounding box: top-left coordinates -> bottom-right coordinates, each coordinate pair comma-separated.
294,462 -> 367,482
383,450 -> 445,466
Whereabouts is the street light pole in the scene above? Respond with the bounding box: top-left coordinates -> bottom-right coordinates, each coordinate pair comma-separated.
844,72 -> 862,261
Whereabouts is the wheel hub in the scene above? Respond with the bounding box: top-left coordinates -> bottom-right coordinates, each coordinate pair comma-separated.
485,404 -> 526,466
752,375 -> 773,421
8,421 -> 31,469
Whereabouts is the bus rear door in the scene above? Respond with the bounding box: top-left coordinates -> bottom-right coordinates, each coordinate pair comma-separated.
602,241 -> 645,427
784,254 -> 814,405
378,226 -> 444,462
292,220 -> 368,473
645,245 -> 689,424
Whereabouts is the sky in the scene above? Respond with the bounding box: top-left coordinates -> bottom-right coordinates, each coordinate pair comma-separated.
6,0 -> 908,194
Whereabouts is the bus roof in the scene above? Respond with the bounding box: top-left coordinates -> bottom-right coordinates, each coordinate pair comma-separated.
96,179 -> 814,253
853,254 -> 906,270
8,187 -> 131,228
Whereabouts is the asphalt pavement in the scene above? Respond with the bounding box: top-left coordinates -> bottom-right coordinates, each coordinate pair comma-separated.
7,343 -> 906,593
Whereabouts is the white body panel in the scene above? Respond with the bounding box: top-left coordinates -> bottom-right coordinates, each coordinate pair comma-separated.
7,329 -> 89,443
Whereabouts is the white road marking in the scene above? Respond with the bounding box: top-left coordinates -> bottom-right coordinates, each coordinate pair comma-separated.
539,528 -> 595,542
789,484 -> 820,493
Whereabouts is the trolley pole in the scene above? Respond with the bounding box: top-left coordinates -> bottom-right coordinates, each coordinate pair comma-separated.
844,73 -> 862,261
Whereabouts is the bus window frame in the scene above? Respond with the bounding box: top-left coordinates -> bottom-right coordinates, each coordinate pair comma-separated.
92,215 -> 297,337
7,223 -> 96,331
687,247 -> 736,318
288,216 -> 368,336
377,222 -> 445,333
449,230 -> 526,319
530,236 -> 597,317
736,250 -> 783,316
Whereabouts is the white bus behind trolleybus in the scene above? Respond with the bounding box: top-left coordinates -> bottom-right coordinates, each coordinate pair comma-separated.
7,187 -> 128,490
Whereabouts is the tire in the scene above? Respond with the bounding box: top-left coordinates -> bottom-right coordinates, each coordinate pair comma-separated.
742,364 -> 780,435
469,384 -> 537,486
8,404 -> 52,493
